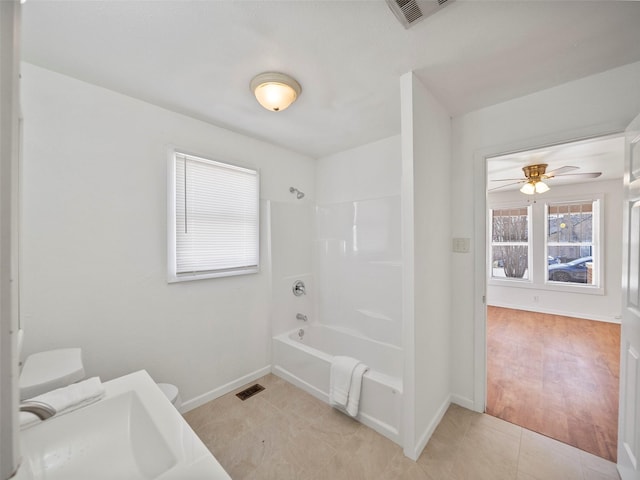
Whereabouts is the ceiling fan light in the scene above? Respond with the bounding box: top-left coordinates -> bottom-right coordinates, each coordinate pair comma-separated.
520,182 -> 536,195
535,181 -> 550,193
250,72 -> 301,112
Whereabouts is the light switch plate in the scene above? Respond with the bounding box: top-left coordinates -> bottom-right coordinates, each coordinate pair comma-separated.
452,237 -> 470,253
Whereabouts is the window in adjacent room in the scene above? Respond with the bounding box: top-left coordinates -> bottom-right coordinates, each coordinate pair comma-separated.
546,200 -> 600,286
490,206 -> 531,281
168,151 -> 259,282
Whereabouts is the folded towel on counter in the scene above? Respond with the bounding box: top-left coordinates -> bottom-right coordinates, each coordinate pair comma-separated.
20,376 -> 105,429
329,356 -> 369,417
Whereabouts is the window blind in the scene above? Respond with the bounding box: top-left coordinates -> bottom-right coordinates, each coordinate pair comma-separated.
174,152 -> 259,277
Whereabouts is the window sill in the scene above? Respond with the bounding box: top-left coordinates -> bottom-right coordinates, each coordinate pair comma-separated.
488,277 -> 604,296
168,267 -> 259,283
489,277 -> 531,287
542,281 -> 604,296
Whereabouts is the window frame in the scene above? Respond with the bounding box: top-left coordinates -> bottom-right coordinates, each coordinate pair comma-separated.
488,203 -> 532,285
544,195 -> 603,292
167,149 -> 260,283
488,193 -> 604,295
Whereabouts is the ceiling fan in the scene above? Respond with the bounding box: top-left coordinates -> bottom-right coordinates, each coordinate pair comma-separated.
490,163 -> 602,195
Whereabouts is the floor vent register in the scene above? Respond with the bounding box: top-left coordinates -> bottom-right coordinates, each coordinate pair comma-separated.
235,384 -> 265,401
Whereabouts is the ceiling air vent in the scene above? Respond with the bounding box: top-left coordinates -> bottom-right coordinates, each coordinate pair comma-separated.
386,0 -> 453,29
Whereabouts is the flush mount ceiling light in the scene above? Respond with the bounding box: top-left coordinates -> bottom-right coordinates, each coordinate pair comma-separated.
250,72 -> 301,112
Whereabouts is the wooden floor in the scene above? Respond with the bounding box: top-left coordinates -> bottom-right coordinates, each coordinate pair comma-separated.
486,306 -> 621,462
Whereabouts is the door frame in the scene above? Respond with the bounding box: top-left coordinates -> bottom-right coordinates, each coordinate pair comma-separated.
472,123 -> 626,414
617,112 -> 640,479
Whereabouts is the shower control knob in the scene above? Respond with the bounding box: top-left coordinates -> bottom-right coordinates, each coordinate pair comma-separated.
292,280 -> 306,296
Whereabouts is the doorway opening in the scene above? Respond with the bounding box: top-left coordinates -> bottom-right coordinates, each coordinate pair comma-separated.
485,134 -> 624,461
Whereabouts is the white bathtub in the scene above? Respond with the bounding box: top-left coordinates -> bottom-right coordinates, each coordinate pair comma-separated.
272,324 -> 403,444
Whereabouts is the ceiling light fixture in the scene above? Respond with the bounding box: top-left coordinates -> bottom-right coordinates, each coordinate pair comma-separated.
250,72 -> 301,112
519,163 -> 550,195
520,179 -> 550,195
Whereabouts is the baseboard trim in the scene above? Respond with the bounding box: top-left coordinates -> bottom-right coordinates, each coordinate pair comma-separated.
488,302 -> 621,324
450,393 -> 476,412
272,365 -> 328,403
406,394 -> 451,461
180,365 -> 271,413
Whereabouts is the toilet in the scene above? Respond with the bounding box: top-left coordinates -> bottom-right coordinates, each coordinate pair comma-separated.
21,350 -> 182,412
157,382 -> 182,411
18,331 -> 182,411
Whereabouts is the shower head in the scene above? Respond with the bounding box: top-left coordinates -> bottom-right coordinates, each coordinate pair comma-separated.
289,187 -> 305,199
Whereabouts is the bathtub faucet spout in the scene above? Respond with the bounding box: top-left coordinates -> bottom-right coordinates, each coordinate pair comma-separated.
296,313 -> 308,322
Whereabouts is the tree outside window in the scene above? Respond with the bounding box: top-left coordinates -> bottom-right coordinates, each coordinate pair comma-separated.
491,207 -> 530,280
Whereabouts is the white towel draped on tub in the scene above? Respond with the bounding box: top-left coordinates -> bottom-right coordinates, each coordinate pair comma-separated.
20,376 -> 105,429
329,355 -> 369,417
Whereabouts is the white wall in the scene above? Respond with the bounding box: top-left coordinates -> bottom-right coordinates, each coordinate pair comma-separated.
450,61 -> 640,410
401,72 -> 452,460
269,201 -> 315,337
19,63 -> 315,410
316,135 -> 401,204
314,135 -> 402,346
488,179 -> 623,323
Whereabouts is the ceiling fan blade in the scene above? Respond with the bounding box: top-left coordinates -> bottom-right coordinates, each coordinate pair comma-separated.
544,165 -> 579,178
488,181 -> 524,192
490,177 -> 526,182
550,172 -> 602,179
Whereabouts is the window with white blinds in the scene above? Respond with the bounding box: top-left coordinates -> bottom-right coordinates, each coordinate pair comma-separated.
168,151 -> 259,282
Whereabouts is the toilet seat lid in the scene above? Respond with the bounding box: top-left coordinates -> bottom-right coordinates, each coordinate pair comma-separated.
157,383 -> 178,403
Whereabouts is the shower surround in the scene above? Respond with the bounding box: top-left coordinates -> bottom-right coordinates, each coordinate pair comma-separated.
270,135 -> 403,443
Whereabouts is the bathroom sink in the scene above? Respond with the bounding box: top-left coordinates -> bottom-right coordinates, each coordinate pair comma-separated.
15,370 -> 231,480
18,390 -> 177,479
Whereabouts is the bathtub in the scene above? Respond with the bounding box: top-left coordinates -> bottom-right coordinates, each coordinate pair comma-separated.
272,324 -> 403,444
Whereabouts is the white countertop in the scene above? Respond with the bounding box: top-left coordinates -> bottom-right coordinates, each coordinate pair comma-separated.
14,370 -> 231,479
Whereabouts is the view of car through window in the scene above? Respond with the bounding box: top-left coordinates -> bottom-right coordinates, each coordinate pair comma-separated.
546,201 -> 596,285
548,256 -> 593,283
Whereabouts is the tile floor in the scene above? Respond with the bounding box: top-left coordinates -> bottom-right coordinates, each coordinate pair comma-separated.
183,374 -> 621,480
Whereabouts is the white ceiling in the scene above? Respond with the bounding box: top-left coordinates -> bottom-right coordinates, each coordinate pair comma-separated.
20,0 -> 640,159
